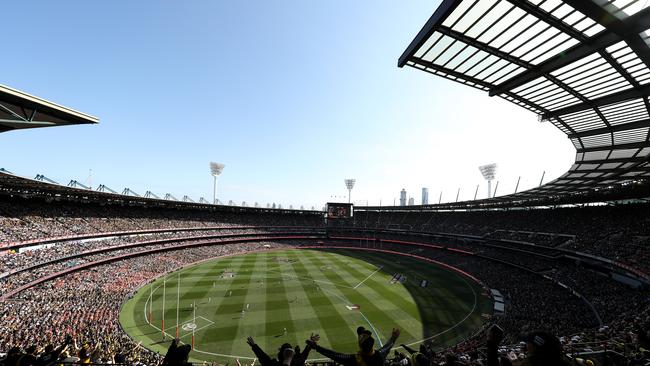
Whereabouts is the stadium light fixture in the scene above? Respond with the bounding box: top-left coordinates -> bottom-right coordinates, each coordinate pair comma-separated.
209,162 -> 225,205
478,163 -> 497,199
344,179 -> 356,204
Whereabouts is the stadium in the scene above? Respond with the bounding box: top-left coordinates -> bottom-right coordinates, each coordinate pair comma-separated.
1,1 -> 650,366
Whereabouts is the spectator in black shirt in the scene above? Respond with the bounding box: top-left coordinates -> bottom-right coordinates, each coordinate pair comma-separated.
306,326 -> 400,366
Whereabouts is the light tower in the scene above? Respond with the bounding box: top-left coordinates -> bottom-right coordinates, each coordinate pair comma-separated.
209,162 -> 225,204
344,179 -> 355,204
478,163 -> 497,198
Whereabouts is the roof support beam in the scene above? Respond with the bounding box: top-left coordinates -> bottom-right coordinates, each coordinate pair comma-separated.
567,119 -> 650,139
398,0 -> 462,67
490,6 -> 650,96
434,25 -> 591,105
567,166 -> 650,175
436,25 -> 532,68
577,157 -> 647,165
0,119 -> 56,127
502,92 -> 551,114
577,141 -> 650,153
490,32 -> 621,96
407,56 -> 496,89
561,1 -> 650,68
503,0 -> 587,41
542,83 -> 650,120
598,50 -> 641,88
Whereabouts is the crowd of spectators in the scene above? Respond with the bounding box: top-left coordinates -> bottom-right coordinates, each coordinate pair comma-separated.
1,234 -> 648,365
327,231 -> 650,331
1,198 -> 649,366
483,230 -> 573,248
0,196 -> 323,245
0,228 -> 273,273
0,229 -> 315,297
308,237 -> 650,365
246,314 -> 650,366
1,241 -> 291,366
354,203 -> 650,274
325,240 -> 602,339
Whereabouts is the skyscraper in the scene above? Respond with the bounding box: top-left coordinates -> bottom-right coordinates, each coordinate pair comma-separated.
408,197 -> 414,205
421,187 -> 429,205
400,189 -> 406,206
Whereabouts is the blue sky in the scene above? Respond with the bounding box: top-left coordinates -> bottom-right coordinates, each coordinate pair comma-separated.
0,1 -> 574,208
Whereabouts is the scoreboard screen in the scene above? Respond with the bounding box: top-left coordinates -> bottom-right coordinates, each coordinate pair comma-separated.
326,203 -> 353,219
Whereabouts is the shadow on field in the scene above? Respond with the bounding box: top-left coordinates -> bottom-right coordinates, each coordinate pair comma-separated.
151,339 -> 172,346
312,248 -> 490,349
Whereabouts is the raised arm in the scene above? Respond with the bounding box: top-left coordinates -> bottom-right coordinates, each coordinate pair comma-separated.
247,337 -> 273,366
305,339 -> 355,366
486,325 -> 503,366
400,343 -> 417,355
298,334 -> 319,362
377,328 -> 400,358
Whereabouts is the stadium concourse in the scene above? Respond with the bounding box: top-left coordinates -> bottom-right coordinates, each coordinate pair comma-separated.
2,1 -> 650,366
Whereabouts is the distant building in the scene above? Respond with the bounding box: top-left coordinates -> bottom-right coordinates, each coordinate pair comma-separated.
422,187 -> 429,205
408,197 -> 414,205
400,189 -> 407,206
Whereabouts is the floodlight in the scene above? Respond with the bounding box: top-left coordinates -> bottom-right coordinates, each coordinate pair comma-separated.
210,162 -> 225,176
479,164 -> 497,180
478,163 -> 497,198
209,162 -> 225,204
344,179 -> 356,204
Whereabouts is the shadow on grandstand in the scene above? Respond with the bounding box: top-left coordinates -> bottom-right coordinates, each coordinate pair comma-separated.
315,248 -> 490,349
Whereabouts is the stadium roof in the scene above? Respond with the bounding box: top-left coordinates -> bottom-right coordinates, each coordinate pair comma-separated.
398,0 -> 650,204
0,170 -> 321,215
0,84 -> 98,133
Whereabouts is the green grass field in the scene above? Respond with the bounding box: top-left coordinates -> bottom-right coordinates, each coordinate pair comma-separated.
119,248 -> 492,363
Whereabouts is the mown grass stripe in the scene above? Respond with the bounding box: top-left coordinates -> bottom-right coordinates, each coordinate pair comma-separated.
314,251 -> 423,341
304,251 -> 418,344
122,249 -> 492,363
281,251 -> 336,350
289,251 -> 361,352
319,249 -> 483,347
196,254 -> 257,353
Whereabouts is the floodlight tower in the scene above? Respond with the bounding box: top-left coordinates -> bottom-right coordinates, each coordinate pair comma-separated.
478,163 -> 497,199
344,179 -> 355,204
209,162 -> 225,204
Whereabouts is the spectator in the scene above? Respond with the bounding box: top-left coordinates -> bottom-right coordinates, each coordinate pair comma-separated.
162,338 -> 191,366
399,343 -> 431,366
246,336 -> 294,366
306,327 -> 400,366
487,325 -> 572,366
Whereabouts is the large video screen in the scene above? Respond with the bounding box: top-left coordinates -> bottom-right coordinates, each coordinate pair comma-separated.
327,203 -> 353,219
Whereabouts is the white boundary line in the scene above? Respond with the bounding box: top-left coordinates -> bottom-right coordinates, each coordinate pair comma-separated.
402,272 -> 478,347
137,249 -> 483,360
316,286 -> 382,346
302,255 -> 384,346
144,273 -> 258,360
352,266 -> 383,289
163,316 -> 215,337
